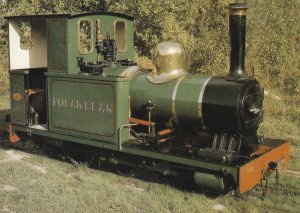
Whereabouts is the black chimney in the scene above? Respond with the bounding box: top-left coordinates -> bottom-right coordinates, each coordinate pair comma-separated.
99,0 -> 107,12
227,3 -> 248,81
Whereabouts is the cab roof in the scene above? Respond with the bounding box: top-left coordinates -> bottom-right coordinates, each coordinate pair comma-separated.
5,11 -> 134,21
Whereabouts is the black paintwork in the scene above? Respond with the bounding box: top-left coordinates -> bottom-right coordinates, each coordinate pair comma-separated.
202,77 -> 263,142
227,4 -> 248,81
5,12 -> 134,21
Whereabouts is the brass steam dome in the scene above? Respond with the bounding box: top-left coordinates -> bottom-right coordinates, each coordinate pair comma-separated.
147,41 -> 186,83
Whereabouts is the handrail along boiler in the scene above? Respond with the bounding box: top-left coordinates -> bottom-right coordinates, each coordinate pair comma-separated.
6,3 -> 290,194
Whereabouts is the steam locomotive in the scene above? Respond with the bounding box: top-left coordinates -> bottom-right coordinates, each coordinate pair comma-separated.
5,3 -> 290,194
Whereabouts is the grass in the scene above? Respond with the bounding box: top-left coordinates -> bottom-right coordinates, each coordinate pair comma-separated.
0,95 -> 10,110
259,91 -> 300,170
0,95 -> 9,131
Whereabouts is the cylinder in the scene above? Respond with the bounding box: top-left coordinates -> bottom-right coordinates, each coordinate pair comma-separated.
194,172 -> 231,192
226,3 -> 248,81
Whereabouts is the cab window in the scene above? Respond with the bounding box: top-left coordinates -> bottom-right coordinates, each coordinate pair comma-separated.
115,20 -> 126,52
19,21 -> 32,50
78,19 -> 93,54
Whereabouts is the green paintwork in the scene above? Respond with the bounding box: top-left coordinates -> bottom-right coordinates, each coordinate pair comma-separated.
9,73 -> 27,125
46,71 -> 129,143
47,19 -> 68,72
194,172 -> 227,192
47,15 -> 134,74
102,66 -> 129,76
129,72 -> 210,127
175,75 -> 209,125
130,72 -> 177,120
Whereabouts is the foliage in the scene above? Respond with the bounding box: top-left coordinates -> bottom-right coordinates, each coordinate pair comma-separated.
79,20 -> 93,54
19,21 -> 32,50
0,58 -> 8,98
246,0 -> 300,94
0,0 -> 299,95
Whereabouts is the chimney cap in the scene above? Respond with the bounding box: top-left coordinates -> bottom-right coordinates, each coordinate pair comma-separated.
229,3 -> 248,10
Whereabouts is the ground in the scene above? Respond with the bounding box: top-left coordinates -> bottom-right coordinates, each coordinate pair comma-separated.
0,92 -> 299,212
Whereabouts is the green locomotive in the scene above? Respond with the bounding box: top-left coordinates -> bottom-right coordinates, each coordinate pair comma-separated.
5,3 -> 290,194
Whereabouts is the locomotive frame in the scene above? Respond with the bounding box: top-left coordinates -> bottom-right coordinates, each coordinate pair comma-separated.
5,3 -> 290,194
